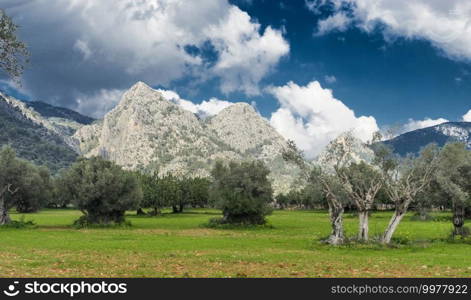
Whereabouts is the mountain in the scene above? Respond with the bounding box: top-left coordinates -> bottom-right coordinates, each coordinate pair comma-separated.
315,133 -> 375,170
25,101 -> 95,125
0,92 -> 82,172
74,82 -> 299,193
384,122 -> 471,156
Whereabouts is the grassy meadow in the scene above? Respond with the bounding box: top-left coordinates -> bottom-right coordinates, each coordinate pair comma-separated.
1,209 -> 470,278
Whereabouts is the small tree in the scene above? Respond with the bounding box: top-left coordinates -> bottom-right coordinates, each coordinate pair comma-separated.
0,146 -> 19,224
186,177 -> 210,208
15,165 -> 52,213
138,172 -> 166,216
435,143 -> 471,237
0,9 -> 29,81
374,143 -> 440,243
324,132 -> 383,242
283,140 -> 347,245
0,146 -> 50,224
157,175 -> 183,213
210,160 -> 273,225
59,157 -> 142,225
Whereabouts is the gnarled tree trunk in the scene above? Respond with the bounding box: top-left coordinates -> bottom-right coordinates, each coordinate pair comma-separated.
0,197 -> 11,225
358,211 -> 369,241
325,194 -> 345,245
381,199 -> 411,244
382,210 -> 406,244
452,204 -> 467,237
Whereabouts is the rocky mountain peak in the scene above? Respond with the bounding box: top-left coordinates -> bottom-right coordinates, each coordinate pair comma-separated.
217,102 -> 256,116
73,81 -> 300,194
115,81 -> 165,110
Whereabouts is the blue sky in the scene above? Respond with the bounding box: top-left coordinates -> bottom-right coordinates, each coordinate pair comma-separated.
196,0 -> 471,125
2,0 -> 471,157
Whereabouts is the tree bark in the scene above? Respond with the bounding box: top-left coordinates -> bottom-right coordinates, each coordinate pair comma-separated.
382,210 -> 406,244
327,205 -> 345,245
0,197 -> 11,225
452,205 -> 467,237
358,211 -> 369,241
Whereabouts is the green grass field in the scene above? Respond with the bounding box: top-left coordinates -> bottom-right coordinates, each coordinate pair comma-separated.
1,209 -> 470,278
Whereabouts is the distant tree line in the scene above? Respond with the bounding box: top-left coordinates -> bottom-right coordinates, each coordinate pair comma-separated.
1,132 -> 470,243
0,145 -> 273,226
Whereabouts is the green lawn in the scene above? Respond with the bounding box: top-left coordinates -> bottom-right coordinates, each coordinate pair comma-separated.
1,209 -> 470,277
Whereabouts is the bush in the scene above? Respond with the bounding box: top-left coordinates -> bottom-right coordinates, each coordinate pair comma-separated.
210,160 -> 273,225
58,156 -> 142,225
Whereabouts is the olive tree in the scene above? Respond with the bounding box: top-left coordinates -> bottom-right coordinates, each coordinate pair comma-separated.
0,9 -> 29,81
14,165 -> 52,213
210,160 -> 273,225
59,156 -> 142,225
435,143 -> 471,237
373,143 -> 440,244
0,146 -> 50,224
0,146 -> 20,224
323,132 -> 383,242
282,140 -> 347,245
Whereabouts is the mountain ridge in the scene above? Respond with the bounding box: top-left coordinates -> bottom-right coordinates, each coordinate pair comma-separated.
73,82 -> 299,194
0,92 -> 79,172
384,121 -> 471,156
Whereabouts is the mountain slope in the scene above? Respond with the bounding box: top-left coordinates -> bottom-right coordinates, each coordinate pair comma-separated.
205,103 -> 299,192
25,101 -> 95,125
74,82 -> 299,193
74,82 -> 242,176
0,93 -> 78,172
384,122 -> 471,156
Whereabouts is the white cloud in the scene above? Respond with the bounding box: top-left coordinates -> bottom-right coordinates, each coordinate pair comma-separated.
157,89 -> 233,119
268,81 -> 379,159
5,0 -> 289,113
73,39 -> 92,60
463,109 -> 471,121
76,89 -> 125,118
314,0 -> 471,61
402,117 -> 449,133
316,11 -> 351,35
206,7 -> 290,95
324,75 -> 337,84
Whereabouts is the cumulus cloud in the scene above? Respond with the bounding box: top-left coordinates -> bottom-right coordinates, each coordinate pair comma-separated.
157,89 -> 233,119
206,8 -> 290,95
313,0 -> 471,61
268,81 -> 379,159
401,117 -> 449,133
463,109 -> 471,122
4,0 -> 288,116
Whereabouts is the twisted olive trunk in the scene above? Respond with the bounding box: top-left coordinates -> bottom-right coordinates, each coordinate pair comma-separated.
382,210 -> 406,244
382,199 -> 411,244
358,211 -> 369,241
0,197 -> 11,225
327,204 -> 345,245
452,205 -> 467,237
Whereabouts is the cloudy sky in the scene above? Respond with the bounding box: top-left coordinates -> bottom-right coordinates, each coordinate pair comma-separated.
2,0 -> 471,158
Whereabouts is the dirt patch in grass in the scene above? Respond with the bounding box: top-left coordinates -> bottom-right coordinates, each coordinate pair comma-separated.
133,228 -> 247,238
0,248 -> 468,278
